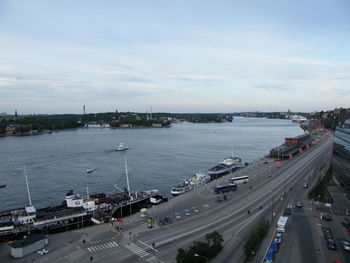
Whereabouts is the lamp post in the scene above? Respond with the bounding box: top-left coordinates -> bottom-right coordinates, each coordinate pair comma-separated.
194,253 -> 208,262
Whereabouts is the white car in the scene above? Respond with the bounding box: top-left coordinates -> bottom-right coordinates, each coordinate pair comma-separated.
183,209 -> 191,216
174,212 -> 181,220
274,233 -> 283,244
341,240 -> 350,251
192,206 -> 199,213
37,249 -> 48,255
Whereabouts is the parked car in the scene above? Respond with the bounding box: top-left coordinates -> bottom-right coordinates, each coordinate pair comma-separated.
216,196 -> 223,203
341,240 -> 350,251
322,225 -> 331,232
303,183 -> 308,188
164,216 -> 172,224
192,206 -> 199,213
327,238 -> 337,250
296,201 -> 302,208
174,212 -> 181,220
270,241 -> 279,252
265,248 -> 275,261
183,209 -> 191,216
321,214 -> 332,221
283,208 -> 292,216
341,220 -> 350,229
274,233 -> 283,244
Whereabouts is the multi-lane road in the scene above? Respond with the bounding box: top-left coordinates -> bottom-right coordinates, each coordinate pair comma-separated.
0,134 -> 336,263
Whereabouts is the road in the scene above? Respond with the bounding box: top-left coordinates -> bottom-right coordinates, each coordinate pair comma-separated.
0,134 -> 334,263
262,142 -> 350,263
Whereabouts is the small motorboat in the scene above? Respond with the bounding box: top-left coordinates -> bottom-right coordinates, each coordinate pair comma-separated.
86,169 -> 93,173
0,184 -> 6,188
116,143 -> 129,151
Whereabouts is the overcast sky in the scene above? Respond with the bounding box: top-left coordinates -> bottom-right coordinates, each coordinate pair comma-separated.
0,0 -> 349,114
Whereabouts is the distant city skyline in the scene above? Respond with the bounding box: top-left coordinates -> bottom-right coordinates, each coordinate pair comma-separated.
0,0 -> 349,114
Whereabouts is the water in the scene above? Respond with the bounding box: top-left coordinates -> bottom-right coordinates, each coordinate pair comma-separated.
0,117 -> 302,211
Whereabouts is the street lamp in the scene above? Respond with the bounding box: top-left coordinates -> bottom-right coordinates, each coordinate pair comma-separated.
194,253 -> 208,262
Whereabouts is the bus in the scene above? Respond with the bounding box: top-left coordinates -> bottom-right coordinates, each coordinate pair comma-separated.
213,184 -> 237,194
229,176 -> 249,184
276,216 -> 288,233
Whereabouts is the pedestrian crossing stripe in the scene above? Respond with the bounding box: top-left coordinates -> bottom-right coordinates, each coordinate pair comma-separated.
87,241 -> 119,253
125,242 -> 164,263
146,256 -> 160,263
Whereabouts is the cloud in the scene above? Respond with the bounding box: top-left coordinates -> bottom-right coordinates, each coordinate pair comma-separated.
168,74 -> 223,82
252,84 -> 293,91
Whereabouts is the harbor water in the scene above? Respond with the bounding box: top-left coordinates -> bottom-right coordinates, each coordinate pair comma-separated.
0,117 -> 302,211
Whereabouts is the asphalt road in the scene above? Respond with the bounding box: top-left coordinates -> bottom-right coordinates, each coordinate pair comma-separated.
0,134 -> 334,263
263,141 -> 350,263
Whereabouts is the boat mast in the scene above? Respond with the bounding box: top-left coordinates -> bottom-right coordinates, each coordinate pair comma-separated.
124,155 -> 132,199
24,166 -> 33,206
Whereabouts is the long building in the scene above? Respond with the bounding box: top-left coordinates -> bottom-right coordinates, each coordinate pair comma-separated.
333,115 -> 350,199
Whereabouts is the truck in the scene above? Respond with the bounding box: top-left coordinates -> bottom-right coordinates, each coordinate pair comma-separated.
277,216 -> 288,233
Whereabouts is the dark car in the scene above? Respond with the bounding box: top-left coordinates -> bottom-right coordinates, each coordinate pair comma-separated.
283,208 -> 292,216
321,214 -> 332,221
341,220 -> 350,229
164,216 -> 172,224
327,238 -> 337,250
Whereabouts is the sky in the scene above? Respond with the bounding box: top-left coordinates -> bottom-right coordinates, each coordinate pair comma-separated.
0,0 -> 349,114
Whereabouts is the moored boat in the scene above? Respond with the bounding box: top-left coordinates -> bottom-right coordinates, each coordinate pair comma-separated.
170,172 -> 210,196
208,157 -> 242,180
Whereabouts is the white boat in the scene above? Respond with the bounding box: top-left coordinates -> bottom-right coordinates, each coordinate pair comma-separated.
116,143 -> 129,151
86,169 -> 93,173
170,172 -> 210,196
291,115 -> 307,123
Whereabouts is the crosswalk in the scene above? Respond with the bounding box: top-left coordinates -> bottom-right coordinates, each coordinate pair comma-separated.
125,242 -> 163,263
87,238 -> 119,253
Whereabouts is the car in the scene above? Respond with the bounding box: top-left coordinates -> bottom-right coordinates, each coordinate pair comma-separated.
322,226 -> 332,239
341,220 -> 350,229
270,241 -> 279,252
192,206 -> 199,213
322,225 -> 331,232
296,201 -> 302,208
303,183 -> 308,188
164,216 -> 172,224
216,196 -> 223,203
327,238 -> 337,250
38,249 -> 48,255
324,231 -> 333,240
183,209 -> 191,216
174,212 -> 181,220
321,214 -> 332,221
341,240 -> 350,251
265,248 -> 275,261
283,208 -> 292,216
274,233 -> 283,244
